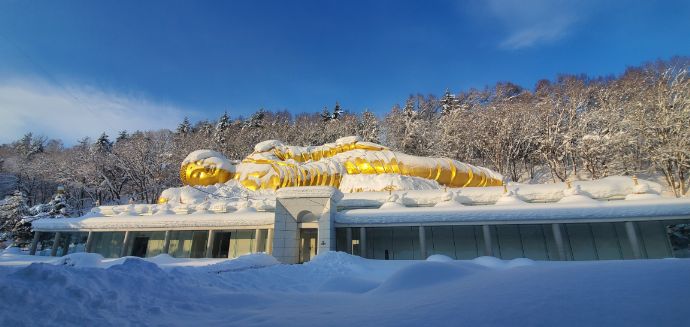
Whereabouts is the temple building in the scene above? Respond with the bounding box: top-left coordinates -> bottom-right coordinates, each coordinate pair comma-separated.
29,137 -> 690,262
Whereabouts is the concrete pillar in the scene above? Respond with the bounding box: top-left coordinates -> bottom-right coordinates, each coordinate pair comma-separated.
30,231 -> 40,255
552,224 -> 567,261
162,230 -> 171,254
345,227 -> 353,254
84,231 -> 94,253
625,221 -> 642,259
253,229 -> 262,253
419,226 -> 427,259
205,230 -> 215,258
120,231 -> 131,257
266,228 -> 274,255
482,225 -> 493,256
50,232 -> 62,257
359,227 -> 367,258
316,199 -> 336,255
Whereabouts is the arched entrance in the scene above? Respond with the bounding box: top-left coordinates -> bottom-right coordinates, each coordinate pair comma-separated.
297,210 -> 318,263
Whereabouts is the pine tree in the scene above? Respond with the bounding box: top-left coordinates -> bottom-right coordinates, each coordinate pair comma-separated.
243,109 -> 266,129
176,117 -> 192,136
320,106 -> 332,121
116,130 -> 129,143
0,191 -> 30,243
29,188 -> 73,219
214,111 -> 230,146
333,102 -> 344,119
94,132 -> 112,153
440,89 -> 459,115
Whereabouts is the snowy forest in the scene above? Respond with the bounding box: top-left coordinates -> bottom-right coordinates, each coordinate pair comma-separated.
1,58 -> 689,219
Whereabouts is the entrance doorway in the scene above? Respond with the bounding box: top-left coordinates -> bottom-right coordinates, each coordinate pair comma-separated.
131,236 -> 149,257
299,228 -> 318,263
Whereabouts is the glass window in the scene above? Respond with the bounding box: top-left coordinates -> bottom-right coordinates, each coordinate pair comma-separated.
169,231 -> 208,258
495,225 -> 524,260
637,221 -> 672,259
91,232 -> 125,258
367,227 -> 393,260
453,226 -> 481,259
427,226 -> 455,258
391,227 -> 417,260
590,223 -> 623,260
125,231 -> 166,257
229,230 -> 254,258
35,232 -> 56,256
564,224 -> 598,260
613,223 -> 635,259
666,221 -> 690,258
519,225 -> 549,260
335,228 -> 347,253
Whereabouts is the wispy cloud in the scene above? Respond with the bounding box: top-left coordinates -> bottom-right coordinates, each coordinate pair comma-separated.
481,0 -> 595,49
0,78 -> 193,144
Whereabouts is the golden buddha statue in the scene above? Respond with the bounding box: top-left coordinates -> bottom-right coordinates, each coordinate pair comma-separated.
174,136 -> 502,196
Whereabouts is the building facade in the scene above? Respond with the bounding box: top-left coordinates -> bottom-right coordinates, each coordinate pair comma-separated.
30,178 -> 690,263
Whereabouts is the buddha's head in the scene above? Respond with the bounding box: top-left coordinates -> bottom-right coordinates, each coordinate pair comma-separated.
179,150 -> 236,186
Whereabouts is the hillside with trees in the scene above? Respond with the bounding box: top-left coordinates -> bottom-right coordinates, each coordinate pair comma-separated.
1,58 -> 688,217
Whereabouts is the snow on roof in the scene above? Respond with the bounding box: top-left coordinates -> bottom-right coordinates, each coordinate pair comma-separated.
337,176 -> 661,208
336,198 -> 690,225
32,211 -> 274,231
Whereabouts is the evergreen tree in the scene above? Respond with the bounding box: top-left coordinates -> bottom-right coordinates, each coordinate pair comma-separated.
94,132 -> 112,153
320,102 -> 344,121
176,117 -> 192,136
440,89 -> 459,115
14,133 -> 45,158
116,130 -> 129,143
29,188 -> 73,219
214,111 -> 230,146
333,102 -> 344,119
320,106 -> 331,121
243,109 -> 266,129
0,191 -> 30,243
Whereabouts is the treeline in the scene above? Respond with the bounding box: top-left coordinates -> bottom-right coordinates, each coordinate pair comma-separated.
1,58 -> 688,214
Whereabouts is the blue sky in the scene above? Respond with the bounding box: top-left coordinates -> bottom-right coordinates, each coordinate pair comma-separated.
1,0 -> 689,144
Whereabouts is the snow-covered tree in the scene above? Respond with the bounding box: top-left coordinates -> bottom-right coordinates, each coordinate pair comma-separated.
0,191 -> 30,243
214,111 -> 230,147
94,132 -> 113,153
243,109 -> 266,129
116,130 -> 129,143
358,109 -> 380,143
176,117 -> 192,136
440,89 -> 459,115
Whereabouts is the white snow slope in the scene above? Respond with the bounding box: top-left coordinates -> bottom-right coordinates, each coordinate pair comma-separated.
0,251 -> 688,327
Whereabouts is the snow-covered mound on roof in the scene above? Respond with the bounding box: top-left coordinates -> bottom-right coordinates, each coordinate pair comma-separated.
558,185 -> 598,204
158,180 -> 272,205
339,173 -> 441,193
434,191 -> 464,207
494,189 -> 527,206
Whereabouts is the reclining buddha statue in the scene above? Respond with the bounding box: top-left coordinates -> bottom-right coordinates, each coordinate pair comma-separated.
177,136 -> 503,193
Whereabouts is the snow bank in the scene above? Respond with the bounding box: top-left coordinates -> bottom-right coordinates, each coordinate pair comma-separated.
1,251 -> 689,326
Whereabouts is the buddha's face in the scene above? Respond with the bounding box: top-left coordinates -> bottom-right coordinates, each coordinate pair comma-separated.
180,159 -> 235,186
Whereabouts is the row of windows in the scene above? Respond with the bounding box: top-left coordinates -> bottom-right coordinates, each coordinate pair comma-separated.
34,229 -> 268,259
336,220 -> 690,260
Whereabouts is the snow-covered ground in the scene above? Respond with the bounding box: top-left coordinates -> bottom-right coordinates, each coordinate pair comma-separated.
1,250 -> 688,327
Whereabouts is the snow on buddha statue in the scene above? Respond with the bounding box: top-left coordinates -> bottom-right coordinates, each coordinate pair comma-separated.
176,136 -> 502,193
